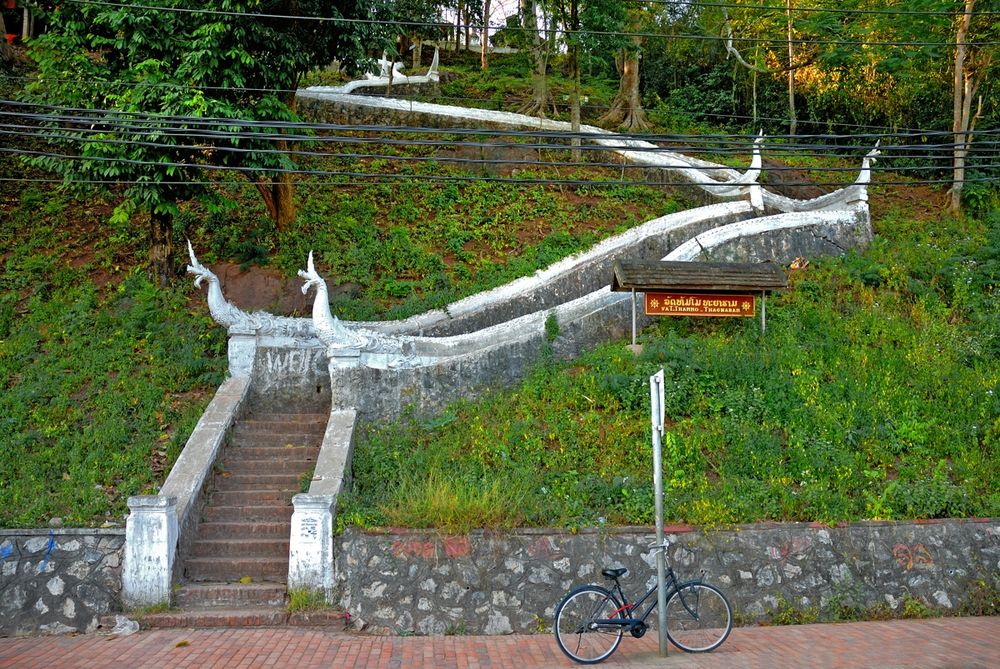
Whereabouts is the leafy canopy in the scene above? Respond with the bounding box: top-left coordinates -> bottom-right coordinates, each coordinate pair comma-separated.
23,0 -> 395,218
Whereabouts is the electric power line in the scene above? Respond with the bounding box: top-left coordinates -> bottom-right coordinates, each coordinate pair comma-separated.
54,0 -> 1000,48
0,72 -> 977,136
8,98 -> 996,146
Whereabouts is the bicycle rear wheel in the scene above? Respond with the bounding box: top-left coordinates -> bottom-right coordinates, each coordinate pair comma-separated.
664,582 -> 732,652
553,585 -> 625,664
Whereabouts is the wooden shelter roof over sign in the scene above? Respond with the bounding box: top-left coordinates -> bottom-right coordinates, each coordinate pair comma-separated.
610,261 -> 788,294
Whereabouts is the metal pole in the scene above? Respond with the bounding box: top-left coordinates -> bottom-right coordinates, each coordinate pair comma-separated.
649,370 -> 668,657
631,289 -> 637,347
761,291 -> 767,332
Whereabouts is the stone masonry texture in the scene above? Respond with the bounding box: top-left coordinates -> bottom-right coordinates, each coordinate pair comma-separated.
335,519 -> 1000,635
0,530 -> 125,636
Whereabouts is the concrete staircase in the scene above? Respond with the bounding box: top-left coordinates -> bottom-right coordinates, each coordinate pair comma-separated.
140,412 -> 344,628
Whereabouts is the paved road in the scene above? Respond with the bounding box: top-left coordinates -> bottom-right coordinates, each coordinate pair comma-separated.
1,617 -> 997,668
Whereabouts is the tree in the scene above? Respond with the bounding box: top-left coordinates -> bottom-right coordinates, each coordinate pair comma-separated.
22,0 -> 393,285
0,12 -> 15,67
481,0 -> 493,69
553,0 -> 625,158
600,3 -> 654,131
720,2 -> 825,136
949,0 -> 994,213
391,0 -> 445,70
518,0 -> 557,118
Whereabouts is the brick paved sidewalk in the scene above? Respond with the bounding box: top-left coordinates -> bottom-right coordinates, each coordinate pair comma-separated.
1,617 -> 997,669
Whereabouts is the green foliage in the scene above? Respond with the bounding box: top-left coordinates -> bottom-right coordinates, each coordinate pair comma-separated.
266,157 -> 681,320
957,577 -> 1000,617
342,206 -> 1000,529
0,190 -> 226,528
544,312 -> 560,343
899,594 -> 933,620
20,0 -> 396,230
764,596 -> 820,626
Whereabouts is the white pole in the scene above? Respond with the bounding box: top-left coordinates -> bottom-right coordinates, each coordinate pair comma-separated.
631,289 -> 637,347
761,291 -> 766,332
649,369 -> 668,657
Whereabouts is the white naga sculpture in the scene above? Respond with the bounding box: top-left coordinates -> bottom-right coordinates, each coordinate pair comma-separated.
297,251 -> 433,368
188,242 -> 432,368
185,240 -> 313,338
308,49 -> 441,96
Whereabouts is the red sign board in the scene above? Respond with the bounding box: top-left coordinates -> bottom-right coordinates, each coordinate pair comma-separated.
645,292 -> 755,318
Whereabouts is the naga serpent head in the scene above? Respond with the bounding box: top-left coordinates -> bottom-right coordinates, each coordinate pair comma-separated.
297,251 -> 325,296
186,239 -> 217,288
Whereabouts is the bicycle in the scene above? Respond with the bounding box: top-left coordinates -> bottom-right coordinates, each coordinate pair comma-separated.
553,540 -> 733,664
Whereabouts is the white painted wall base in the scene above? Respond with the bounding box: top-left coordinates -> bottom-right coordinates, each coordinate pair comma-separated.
288,495 -> 337,601
121,496 -> 178,609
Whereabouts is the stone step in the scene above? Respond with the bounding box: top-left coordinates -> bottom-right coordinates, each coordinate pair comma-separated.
104,607 -> 350,631
233,423 -> 326,437
208,490 -> 296,507
184,557 -> 288,583
241,414 -> 328,429
219,460 -> 317,476
222,445 -> 320,459
231,427 -> 324,446
139,607 -> 289,629
190,538 -> 290,559
174,582 -> 288,609
212,473 -> 303,491
196,521 -> 290,540
202,505 -> 294,523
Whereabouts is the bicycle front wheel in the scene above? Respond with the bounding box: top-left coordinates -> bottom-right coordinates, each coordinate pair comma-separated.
554,585 -> 625,664
664,582 -> 733,652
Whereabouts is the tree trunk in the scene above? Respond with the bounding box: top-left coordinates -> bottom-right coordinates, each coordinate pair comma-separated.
519,0 -> 555,118
255,174 -> 296,231
149,210 -> 175,288
464,5 -> 472,53
0,13 -> 14,66
950,0 -> 977,214
601,42 -> 648,131
413,37 -> 423,70
571,44 -> 581,162
786,0 -> 797,136
481,0 -> 492,70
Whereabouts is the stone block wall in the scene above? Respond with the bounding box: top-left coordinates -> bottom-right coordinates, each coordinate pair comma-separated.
0,529 -> 125,636
335,519 -> 1000,635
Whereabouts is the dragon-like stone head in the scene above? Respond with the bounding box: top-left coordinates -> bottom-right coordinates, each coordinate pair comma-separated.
186,239 -> 218,289
297,251 -> 325,296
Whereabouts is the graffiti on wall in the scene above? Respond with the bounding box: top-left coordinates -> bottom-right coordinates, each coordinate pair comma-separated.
893,544 -> 934,570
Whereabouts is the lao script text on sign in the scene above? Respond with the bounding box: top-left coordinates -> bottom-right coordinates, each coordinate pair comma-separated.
645,292 -> 755,317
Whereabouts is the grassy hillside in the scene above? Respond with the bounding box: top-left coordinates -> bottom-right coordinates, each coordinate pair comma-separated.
340,199 -> 1000,532
3,53 -> 997,532
0,137 -> 684,529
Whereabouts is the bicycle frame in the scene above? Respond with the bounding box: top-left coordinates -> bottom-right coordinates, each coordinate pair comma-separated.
593,566 -> 700,630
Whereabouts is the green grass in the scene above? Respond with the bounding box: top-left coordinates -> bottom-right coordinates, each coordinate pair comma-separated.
183,151 -> 684,321
1,135 -> 682,529
286,588 -> 329,613
0,188 -> 227,528
4,56 -> 997,533
339,206 -> 1000,530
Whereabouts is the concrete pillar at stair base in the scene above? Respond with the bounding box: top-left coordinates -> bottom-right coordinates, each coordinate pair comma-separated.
288,494 -> 337,601
327,348 -> 362,412
227,329 -> 257,378
122,495 -> 178,609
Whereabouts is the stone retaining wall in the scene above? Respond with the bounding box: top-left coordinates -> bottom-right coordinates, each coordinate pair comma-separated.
0,529 -> 125,636
335,519 -> 1000,635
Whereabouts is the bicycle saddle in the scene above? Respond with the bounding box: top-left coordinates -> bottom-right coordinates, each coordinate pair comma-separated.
602,567 -> 628,579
